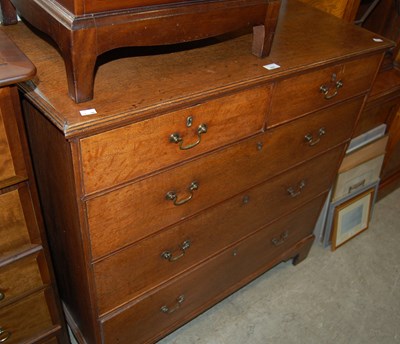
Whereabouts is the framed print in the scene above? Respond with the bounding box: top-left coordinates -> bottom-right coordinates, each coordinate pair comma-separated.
331,188 -> 375,251
322,180 -> 379,248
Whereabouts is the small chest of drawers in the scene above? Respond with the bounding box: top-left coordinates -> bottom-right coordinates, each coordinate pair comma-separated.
1,1 -> 393,343
3,0 -> 281,103
0,31 -> 68,343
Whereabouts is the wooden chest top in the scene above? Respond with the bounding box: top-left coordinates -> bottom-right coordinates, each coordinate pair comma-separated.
1,0 -> 392,138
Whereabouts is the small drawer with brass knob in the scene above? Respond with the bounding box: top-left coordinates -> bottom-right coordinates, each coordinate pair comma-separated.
0,252 -> 46,307
0,290 -> 54,343
0,326 -> 11,343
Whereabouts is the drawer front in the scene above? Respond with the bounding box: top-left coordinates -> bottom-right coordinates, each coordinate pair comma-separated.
80,86 -> 271,194
268,54 -> 381,127
0,184 -> 36,258
93,148 -> 342,315
41,337 -> 59,344
0,290 -> 54,344
101,198 -> 322,344
354,100 -> 395,137
83,0 -> 268,17
0,87 -> 26,187
84,0 -> 185,13
0,106 -> 15,183
0,252 -> 46,306
87,98 -> 359,259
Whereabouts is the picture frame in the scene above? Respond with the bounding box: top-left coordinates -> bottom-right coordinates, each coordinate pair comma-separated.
330,188 -> 375,251
322,180 -> 379,248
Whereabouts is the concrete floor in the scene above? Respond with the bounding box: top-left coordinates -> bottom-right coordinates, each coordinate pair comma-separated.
69,187 -> 400,344
158,188 -> 400,344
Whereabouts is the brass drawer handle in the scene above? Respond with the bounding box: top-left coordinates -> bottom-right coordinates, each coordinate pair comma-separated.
160,295 -> 185,314
304,127 -> 326,146
161,240 -> 191,262
0,292 -> 4,301
166,181 -> 199,206
169,124 -> 208,150
320,73 -> 343,100
287,180 -> 306,197
272,230 -> 289,246
0,327 -> 11,342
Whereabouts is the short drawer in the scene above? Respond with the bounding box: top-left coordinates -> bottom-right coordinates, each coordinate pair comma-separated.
0,290 -> 54,344
80,86 -> 271,194
0,183 -> 38,258
268,54 -> 381,127
87,98 -> 359,259
100,198 -> 321,344
0,251 -> 47,306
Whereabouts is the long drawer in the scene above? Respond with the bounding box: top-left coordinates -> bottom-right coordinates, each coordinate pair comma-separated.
93,147 -> 342,315
87,98 -> 360,259
100,197 -> 322,344
268,54 -> 381,127
0,290 -> 55,343
80,86 -> 271,194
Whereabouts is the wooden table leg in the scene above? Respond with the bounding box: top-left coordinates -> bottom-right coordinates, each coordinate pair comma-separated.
58,28 -> 98,103
252,0 -> 281,58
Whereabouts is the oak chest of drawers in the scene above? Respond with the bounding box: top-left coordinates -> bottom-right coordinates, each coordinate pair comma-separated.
1,1 -> 392,343
0,31 -> 68,343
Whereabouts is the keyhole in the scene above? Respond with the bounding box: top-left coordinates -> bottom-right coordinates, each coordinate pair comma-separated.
186,116 -> 193,127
